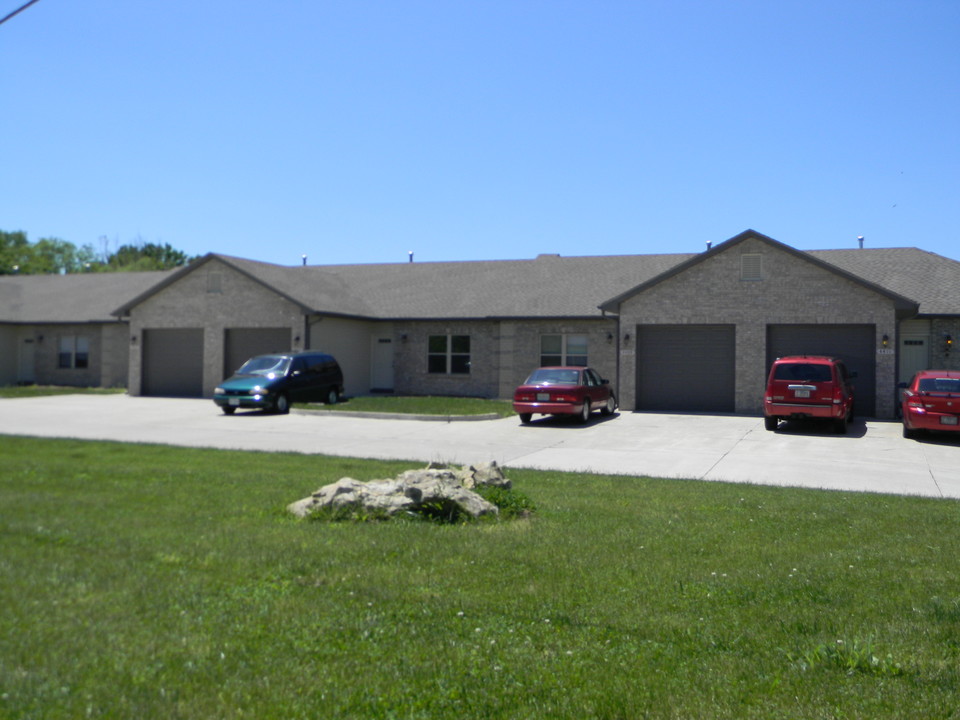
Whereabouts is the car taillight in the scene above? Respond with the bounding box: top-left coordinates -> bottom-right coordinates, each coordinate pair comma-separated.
553,393 -> 577,403
832,387 -> 844,404
515,393 -> 533,402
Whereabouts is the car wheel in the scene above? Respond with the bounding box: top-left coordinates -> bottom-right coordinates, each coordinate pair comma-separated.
902,424 -> 919,439
600,395 -> 616,416
519,413 -> 532,424
274,393 -> 290,414
326,387 -> 339,405
834,414 -> 848,435
221,406 -> 236,415
578,400 -> 591,424
763,416 -> 777,431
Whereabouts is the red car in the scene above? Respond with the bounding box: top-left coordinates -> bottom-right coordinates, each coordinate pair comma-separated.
901,370 -> 960,439
763,355 -> 855,434
513,366 -> 617,424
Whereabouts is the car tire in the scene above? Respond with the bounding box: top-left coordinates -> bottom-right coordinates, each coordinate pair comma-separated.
764,416 -> 777,432
519,413 -> 532,424
902,424 -> 919,440
578,401 -> 591,424
274,393 -> 290,414
326,387 -> 339,405
221,406 -> 236,415
834,414 -> 848,435
600,395 -> 616,416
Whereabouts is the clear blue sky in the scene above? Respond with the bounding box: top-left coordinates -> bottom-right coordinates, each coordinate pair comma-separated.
2,1 -> 958,266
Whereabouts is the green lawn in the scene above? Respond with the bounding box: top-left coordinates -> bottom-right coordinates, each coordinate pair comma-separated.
2,437 -> 959,719
0,385 -> 125,399
298,394 -> 516,418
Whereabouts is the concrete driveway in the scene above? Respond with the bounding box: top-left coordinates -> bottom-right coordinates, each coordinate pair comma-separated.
2,394 -> 959,499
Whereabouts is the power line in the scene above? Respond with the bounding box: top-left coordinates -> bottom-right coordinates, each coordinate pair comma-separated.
0,0 -> 42,27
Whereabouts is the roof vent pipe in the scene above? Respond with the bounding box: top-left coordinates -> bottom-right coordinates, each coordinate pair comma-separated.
857,236 -> 864,249
706,241 -> 712,251
302,254 -> 307,266
408,251 -> 414,263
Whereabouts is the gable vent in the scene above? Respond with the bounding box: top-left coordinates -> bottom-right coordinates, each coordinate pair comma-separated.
740,254 -> 763,281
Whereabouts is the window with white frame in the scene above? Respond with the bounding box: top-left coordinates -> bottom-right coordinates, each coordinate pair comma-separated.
540,334 -> 588,366
428,334 -> 471,374
58,335 -> 89,369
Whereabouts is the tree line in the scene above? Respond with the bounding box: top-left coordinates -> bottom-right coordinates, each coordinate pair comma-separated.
0,230 -> 197,274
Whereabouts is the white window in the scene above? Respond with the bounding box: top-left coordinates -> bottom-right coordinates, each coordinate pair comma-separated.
540,334 -> 588,366
428,335 -> 471,374
58,336 -> 89,369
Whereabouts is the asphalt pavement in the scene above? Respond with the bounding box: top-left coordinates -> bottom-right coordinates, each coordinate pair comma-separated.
1,394 -> 958,499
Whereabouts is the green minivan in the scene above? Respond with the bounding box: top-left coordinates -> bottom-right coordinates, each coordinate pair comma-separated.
213,351 -> 344,415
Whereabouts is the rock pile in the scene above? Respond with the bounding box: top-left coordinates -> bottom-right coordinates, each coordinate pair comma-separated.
287,461 -> 511,519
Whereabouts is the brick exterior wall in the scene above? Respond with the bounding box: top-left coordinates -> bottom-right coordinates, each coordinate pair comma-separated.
127,259 -> 306,396
390,318 -> 618,399
930,318 -> 960,371
616,237 -> 901,417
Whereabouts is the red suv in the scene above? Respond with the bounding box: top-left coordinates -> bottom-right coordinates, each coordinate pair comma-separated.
763,356 -> 855,434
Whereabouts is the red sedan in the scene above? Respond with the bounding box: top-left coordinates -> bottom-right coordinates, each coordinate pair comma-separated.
901,369 -> 960,439
513,366 -> 617,424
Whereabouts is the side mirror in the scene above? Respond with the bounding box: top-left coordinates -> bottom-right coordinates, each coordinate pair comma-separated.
601,378 -> 610,385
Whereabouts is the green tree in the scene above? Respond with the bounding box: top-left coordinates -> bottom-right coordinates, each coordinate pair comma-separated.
1,230 -> 195,274
0,230 -> 31,274
104,241 -> 195,271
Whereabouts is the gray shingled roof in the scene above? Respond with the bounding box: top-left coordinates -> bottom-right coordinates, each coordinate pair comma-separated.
809,248 -> 960,317
0,270 -> 175,323
4,243 -> 959,324
218,252 -> 696,319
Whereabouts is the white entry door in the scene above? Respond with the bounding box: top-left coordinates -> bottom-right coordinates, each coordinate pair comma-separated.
18,337 -> 36,384
899,335 -> 930,384
370,337 -> 394,391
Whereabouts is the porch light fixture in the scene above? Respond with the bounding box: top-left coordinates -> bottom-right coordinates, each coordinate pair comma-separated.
882,334 -> 889,347
606,332 -> 613,343
401,334 -> 408,343
946,334 -> 954,354
623,332 -> 631,343
130,335 -> 138,345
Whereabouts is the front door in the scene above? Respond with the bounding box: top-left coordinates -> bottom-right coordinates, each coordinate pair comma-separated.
18,337 -> 36,384
370,337 -> 394,391
899,335 -> 930,385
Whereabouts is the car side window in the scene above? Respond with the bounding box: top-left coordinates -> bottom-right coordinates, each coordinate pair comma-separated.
290,358 -> 307,374
584,369 -> 598,387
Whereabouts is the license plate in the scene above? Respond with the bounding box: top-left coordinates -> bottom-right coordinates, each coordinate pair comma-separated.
793,389 -> 810,398
229,398 -> 240,406
941,416 -> 958,425
537,393 -> 551,402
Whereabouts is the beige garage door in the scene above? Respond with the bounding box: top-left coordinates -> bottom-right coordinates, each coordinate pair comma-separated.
142,328 -> 204,397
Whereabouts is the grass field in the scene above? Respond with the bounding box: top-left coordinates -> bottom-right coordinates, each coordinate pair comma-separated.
298,394 -> 516,418
2,436 -> 959,719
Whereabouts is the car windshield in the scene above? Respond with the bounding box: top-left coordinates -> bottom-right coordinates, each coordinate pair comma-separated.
773,364 -> 832,382
236,355 -> 291,377
918,377 -> 960,394
526,368 -> 581,385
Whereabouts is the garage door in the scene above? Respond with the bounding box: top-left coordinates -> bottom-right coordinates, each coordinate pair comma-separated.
223,327 -> 292,379
766,324 -> 875,417
142,328 -> 204,397
636,324 -> 735,412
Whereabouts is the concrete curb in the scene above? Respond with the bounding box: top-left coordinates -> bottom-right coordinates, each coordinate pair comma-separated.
293,408 -> 503,422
